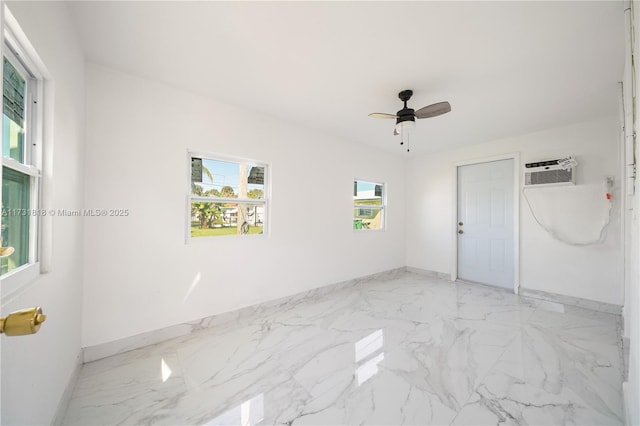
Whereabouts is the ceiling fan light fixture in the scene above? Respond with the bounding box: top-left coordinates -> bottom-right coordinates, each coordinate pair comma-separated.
395,120 -> 415,135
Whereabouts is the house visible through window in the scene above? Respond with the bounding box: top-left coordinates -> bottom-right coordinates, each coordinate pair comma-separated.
188,152 -> 268,238
1,43 -> 41,276
353,180 -> 384,230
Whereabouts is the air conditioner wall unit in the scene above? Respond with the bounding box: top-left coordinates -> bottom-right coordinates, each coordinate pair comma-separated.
524,157 -> 576,187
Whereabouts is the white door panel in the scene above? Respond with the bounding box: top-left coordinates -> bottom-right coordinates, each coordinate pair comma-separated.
457,159 -> 514,289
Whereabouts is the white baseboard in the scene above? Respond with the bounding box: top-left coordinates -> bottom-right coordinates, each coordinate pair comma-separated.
83,267 -> 407,363
405,266 -> 452,281
82,269 -> 623,367
52,350 -> 83,425
519,287 -> 622,315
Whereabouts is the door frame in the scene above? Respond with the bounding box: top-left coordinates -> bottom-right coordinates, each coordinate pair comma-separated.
450,152 -> 521,294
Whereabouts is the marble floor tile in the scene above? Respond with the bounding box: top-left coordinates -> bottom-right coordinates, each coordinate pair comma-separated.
63,272 -> 623,425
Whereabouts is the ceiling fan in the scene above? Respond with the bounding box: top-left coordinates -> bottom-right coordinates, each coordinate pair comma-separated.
369,89 -> 451,151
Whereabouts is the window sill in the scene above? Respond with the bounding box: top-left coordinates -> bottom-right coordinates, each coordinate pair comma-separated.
1,262 -> 40,306
186,232 -> 268,244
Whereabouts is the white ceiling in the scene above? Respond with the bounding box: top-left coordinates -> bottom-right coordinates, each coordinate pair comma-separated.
67,1 -> 624,155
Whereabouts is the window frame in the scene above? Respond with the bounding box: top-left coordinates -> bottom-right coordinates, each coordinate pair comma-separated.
353,178 -> 386,232
1,20 -> 45,292
186,151 -> 270,242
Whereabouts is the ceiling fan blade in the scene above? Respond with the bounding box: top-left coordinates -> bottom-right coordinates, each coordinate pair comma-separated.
369,112 -> 398,119
415,101 -> 451,119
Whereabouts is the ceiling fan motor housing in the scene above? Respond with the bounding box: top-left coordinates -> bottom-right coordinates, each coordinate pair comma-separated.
396,108 -> 415,125
397,89 -> 415,124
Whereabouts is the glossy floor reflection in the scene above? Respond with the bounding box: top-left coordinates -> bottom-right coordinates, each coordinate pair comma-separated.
63,272 -> 624,425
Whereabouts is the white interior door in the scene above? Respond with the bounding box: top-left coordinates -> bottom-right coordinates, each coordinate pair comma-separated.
457,159 -> 514,289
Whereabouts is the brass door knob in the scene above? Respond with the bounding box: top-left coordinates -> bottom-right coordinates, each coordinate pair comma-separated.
458,230 -> 464,234
0,307 -> 47,336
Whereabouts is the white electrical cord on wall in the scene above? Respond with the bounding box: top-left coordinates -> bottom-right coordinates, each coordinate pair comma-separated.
522,184 -> 613,246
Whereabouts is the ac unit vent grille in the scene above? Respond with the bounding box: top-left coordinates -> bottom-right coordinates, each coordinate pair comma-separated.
525,168 -> 573,186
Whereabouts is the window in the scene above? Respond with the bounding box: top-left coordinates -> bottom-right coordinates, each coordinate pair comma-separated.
1,40 -> 42,277
353,180 -> 384,230
188,152 -> 268,238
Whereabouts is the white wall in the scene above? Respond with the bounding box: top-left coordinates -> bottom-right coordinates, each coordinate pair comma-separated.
406,116 -> 623,305
1,2 -> 85,424
82,64 -> 406,347
622,2 -> 640,424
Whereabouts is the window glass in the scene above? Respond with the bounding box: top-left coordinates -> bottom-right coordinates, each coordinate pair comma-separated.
190,202 -> 264,237
189,154 -> 267,238
2,56 -> 26,163
353,180 -> 384,230
191,158 -> 264,200
1,167 -> 30,273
